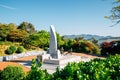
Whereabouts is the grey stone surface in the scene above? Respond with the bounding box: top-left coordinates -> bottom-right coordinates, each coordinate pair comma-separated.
0,57 -> 3,62
49,25 -> 61,59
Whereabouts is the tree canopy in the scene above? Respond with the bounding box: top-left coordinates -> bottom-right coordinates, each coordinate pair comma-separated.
18,22 -> 36,34
105,0 -> 120,26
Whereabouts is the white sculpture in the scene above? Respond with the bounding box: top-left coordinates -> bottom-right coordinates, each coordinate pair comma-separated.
49,25 -> 61,59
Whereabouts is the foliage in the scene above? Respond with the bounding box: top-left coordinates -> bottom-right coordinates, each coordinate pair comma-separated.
56,32 -> 62,49
0,66 -> 25,80
105,0 -> 120,26
8,29 -> 29,42
0,41 -> 12,45
53,54 -> 120,80
0,54 -> 120,80
62,39 -> 100,54
18,22 -> 36,34
44,47 -> 48,51
101,40 -> 120,55
5,48 -> 13,54
5,45 -> 17,54
25,59 -> 51,80
0,22 -> 29,43
75,36 -> 84,41
22,30 -> 50,49
0,23 -> 13,41
16,46 -> 24,53
38,30 -> 50,48
0,22 -> 100,55
91,37 -> 98,45
9,45 -> 17,53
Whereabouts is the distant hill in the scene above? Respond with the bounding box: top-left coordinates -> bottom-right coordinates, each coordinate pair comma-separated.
63,34 -> 112,40
63,34 -> 120,44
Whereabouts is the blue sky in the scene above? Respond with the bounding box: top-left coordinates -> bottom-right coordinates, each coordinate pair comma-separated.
0,0 -> 119,36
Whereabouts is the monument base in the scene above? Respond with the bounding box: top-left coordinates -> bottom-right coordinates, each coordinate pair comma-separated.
37,53 -> 90,74
49,50 -> 61,59
43,54 -> 90,68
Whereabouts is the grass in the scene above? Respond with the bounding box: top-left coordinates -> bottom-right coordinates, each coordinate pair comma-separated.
0,41 -> 21,56
0,41 -> 43,56
0,41 -> 12,45
0,45 -> 9,56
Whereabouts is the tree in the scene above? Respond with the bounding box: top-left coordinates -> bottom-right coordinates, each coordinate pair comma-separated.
75,36 -> 84,41
8,29 -> 29,42
0,23 -> 16,41
23,30 -> 50,49
8,23 -> 17,30
91,37 -> 98,45
101,41 -> 120,55
56,32 -> 61,49
105,0 -> 120,26
27,23 -> 36,34
38,30 -> 50,48
18,22 -> 36,34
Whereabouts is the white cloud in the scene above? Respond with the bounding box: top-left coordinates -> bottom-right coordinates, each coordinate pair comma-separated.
0,4 -> 15,10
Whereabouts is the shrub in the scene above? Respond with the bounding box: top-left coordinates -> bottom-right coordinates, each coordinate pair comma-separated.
5,45 -> 17,54
9,46 -> 17,53
16,46 -> 24,53
25,59 -> 51,80
52,54 -> 120,80
72,40 -> 100,54
84,47 -> 90,53
92,45 -> 100,54
101,41 -> 120,55
44,47 -> 48,51
0,66 -> 25,80
5,48 -> 13,54
0,70 -> 2,79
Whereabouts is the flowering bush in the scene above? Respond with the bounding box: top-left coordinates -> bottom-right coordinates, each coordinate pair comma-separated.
101,41 -> 120,55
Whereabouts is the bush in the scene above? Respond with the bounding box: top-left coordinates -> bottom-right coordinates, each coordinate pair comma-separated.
44,47 -> 48,51
72,40 -> 100,54
25,59 -> 51,80
16,46 -> 24,53
9,46 -> 17,53
52,55 -> 120,80
5,48 -> 13,54
84,47 -> 90,53
92,45 -> 100,54
0,70 -> 2,79
0,66 -> 25,80
5,46 -> 17,54
101,41 -> 120,55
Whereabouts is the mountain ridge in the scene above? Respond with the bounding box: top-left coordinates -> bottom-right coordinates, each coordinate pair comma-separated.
63,34 -> 120,40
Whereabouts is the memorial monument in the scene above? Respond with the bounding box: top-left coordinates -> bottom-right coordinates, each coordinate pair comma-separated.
48,25 -> 61,59
36,25 -> 90,73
